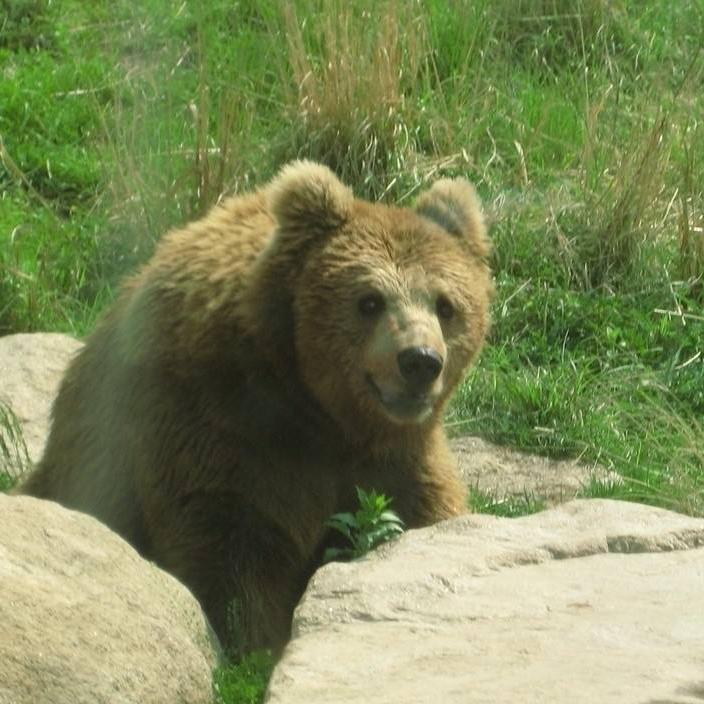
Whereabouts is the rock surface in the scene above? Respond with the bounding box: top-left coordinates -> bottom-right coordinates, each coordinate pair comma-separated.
0,333 -> 82,466
267,499 -> 704,704
0,494 -> 219,704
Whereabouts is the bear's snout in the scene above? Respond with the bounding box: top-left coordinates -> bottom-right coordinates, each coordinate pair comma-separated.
397,346 -> 444,390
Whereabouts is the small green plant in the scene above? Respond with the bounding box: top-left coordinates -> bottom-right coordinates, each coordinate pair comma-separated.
324,487 -> 405,563
212,650 -> 274,704
0,472 -> 15,493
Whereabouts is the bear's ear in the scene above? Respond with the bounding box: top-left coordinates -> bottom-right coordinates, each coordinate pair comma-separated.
268,160 -> 353,234
415,178 -> 491,259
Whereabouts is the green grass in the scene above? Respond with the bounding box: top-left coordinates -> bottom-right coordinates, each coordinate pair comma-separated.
0,469 -> 17,493
469,488 -> 547,519
212,651 -> 275,704
2,0 -> 704,699
0,401 -> 29,491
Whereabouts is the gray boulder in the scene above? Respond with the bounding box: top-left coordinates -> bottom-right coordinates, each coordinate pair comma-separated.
0,333 -> 82,467
267,499 -> 704,704
0,494 -> 219,704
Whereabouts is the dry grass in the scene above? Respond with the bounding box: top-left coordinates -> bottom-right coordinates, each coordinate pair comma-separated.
281,0 -> 434,199
677,124 -> 704,288
537,103 -> 672,290
582,113 -> 670,287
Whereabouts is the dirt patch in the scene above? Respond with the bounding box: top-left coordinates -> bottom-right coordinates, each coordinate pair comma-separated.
451,436 -> 619,505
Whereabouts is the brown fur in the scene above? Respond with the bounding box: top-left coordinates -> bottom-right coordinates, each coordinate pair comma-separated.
18,161 -> 493,655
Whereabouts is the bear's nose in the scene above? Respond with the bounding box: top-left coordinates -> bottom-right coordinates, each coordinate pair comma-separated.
397,346 -> 444,389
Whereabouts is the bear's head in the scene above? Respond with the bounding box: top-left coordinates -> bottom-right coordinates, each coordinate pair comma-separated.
247,161 -> 493,441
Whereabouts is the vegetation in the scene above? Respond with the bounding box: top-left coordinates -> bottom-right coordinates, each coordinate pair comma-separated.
469,487 -> 546,519
0,401 -> 28,491
212,650 -> 275,704
2,0 -> 704,700
324,487 -> 405,562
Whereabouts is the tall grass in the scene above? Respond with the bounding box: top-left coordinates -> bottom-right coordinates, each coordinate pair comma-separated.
677,122 -> 704,288
570,112 -> 670,288
280,0 -> 435,199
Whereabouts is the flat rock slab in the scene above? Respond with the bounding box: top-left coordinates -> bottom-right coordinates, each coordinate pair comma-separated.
267,499 -> 704,704
0,494 -> 219,704
0,333 -> 82,466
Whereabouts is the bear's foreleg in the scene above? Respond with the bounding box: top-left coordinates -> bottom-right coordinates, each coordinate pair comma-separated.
142,490 -> 312,656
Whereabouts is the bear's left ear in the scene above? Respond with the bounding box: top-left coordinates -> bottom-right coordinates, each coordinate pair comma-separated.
268,160 -> 353,235
415,178 -> 491,259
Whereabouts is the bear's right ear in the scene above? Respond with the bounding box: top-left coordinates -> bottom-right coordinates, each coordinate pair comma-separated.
268,160 -> 353,235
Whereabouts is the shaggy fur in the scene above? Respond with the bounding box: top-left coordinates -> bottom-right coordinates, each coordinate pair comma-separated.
19,161 -> 494,654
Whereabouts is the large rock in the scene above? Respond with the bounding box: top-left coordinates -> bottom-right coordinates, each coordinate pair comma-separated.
0,494 -> 219,704
0,333 -> 82,466
267,499 -> 704,704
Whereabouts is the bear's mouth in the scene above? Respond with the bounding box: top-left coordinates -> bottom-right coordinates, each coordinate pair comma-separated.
365,374 -> 434,423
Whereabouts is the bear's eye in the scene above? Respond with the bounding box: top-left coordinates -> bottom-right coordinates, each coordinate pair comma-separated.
436,295 -> 455,321
358,293 -> 386,317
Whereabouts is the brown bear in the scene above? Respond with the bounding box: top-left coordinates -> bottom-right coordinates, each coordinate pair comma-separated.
18,161 -> 493,655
